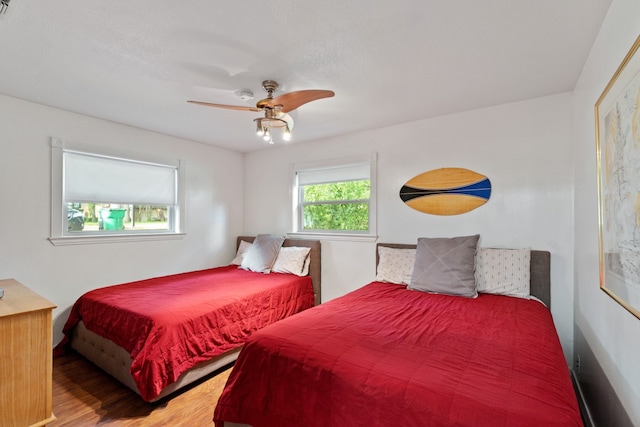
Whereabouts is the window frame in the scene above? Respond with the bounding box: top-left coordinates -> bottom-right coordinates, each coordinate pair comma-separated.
290,153 -> 377,241
49,137 -> 186,246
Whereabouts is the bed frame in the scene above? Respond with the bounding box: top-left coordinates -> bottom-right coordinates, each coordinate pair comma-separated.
376,243 -> 551,308
70,236 -> 321,402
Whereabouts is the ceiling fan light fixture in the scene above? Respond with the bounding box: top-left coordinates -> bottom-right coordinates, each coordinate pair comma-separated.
254,115 -> 292,142
255,119 -> 265,136
283,125 -> 292,141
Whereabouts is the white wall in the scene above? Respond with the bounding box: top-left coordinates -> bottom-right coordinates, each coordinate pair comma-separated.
573,0 -> 640,423
0,94 -> 245,346
0,82 -> 580,382
244,92 -> 576,363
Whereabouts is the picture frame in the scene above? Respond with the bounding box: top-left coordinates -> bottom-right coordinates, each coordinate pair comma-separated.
595,34 -> 640,320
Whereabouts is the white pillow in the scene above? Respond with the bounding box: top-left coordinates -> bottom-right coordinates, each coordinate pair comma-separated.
230,240 -> 252,265
272,246 -> 311,276
376,246 -> 416,285
240,234 -> 285,273
475,248 -> 531,299
301,254 -> 311,276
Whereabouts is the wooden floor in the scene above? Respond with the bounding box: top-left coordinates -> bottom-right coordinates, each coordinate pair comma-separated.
50,351 -> 232,426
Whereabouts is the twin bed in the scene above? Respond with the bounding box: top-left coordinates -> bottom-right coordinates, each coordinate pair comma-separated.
56,235 -> 321,402
57,234 -> 582,426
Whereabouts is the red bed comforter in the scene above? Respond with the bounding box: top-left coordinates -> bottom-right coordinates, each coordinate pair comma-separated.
56,265 -> 314,401
214,281 -> 582,427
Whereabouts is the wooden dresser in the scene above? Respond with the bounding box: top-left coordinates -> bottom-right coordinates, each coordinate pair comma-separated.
0,279 -> 57,427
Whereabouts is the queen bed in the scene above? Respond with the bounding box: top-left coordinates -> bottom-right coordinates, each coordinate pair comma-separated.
213,236 -> 583,427
55,235 -> 321,402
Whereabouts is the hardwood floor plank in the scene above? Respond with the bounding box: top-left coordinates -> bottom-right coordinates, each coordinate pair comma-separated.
51,351 -> 231,426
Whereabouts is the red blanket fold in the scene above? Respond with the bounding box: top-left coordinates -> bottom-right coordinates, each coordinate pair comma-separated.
214,281 -> 583,427
56,265 -> 314,401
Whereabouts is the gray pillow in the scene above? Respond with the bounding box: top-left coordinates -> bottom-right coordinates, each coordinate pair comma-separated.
408,234 -> 480,298
240,234 -> 285,273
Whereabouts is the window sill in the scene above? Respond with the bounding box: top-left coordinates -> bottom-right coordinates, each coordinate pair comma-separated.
48,232 -> 186,246
287,232 -> 378,243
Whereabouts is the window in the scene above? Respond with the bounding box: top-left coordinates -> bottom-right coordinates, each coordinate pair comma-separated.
292,153 -> 376,237
49,138 -> 185,245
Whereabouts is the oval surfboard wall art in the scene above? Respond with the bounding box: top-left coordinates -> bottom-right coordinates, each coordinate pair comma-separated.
399,167 -> 491,215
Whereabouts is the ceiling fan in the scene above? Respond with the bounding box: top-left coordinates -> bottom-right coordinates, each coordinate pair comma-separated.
187,80 -> 335,144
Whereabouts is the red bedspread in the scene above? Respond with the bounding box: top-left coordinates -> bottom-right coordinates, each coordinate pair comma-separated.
56,265 -> 314,401
214,281 -> 583,427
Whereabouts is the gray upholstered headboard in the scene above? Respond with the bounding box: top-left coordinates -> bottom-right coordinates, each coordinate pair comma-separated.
237,236 -> 321,306
376,243 -> 551,308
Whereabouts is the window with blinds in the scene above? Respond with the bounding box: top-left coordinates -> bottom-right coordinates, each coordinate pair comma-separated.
292,153 -> 376,235
50,138 -> 185,244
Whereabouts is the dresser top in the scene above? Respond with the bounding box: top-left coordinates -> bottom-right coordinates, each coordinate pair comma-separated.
0,279 -> 56,317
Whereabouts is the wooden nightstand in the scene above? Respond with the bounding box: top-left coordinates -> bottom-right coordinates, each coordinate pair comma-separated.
0,279 -> 57,426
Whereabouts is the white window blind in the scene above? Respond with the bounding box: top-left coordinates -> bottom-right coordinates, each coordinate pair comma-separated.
63,151 -> 177,205
296,162 -> 370,185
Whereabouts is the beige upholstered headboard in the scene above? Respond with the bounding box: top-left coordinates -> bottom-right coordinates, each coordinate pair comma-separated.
376,243 -> 551,308
237,236 -> 321,306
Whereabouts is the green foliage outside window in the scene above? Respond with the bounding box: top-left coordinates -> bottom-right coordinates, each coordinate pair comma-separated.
302,180 -> 370,231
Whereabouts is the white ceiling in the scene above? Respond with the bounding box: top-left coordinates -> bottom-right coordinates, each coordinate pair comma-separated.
0,0 -> 612,153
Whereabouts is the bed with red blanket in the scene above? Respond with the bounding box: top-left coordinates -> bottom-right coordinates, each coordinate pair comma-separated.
56,236 -> 320,402
213,241 -> 583,427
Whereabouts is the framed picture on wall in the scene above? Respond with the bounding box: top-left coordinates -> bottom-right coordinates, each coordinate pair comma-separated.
595,34 -> 640,320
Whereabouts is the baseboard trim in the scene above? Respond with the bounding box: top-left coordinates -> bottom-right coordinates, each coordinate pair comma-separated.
571,369 -> 595,427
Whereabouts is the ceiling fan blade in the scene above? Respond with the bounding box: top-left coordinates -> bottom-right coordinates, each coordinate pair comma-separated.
187,100 -> 261,112
272,90 -> 335,113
